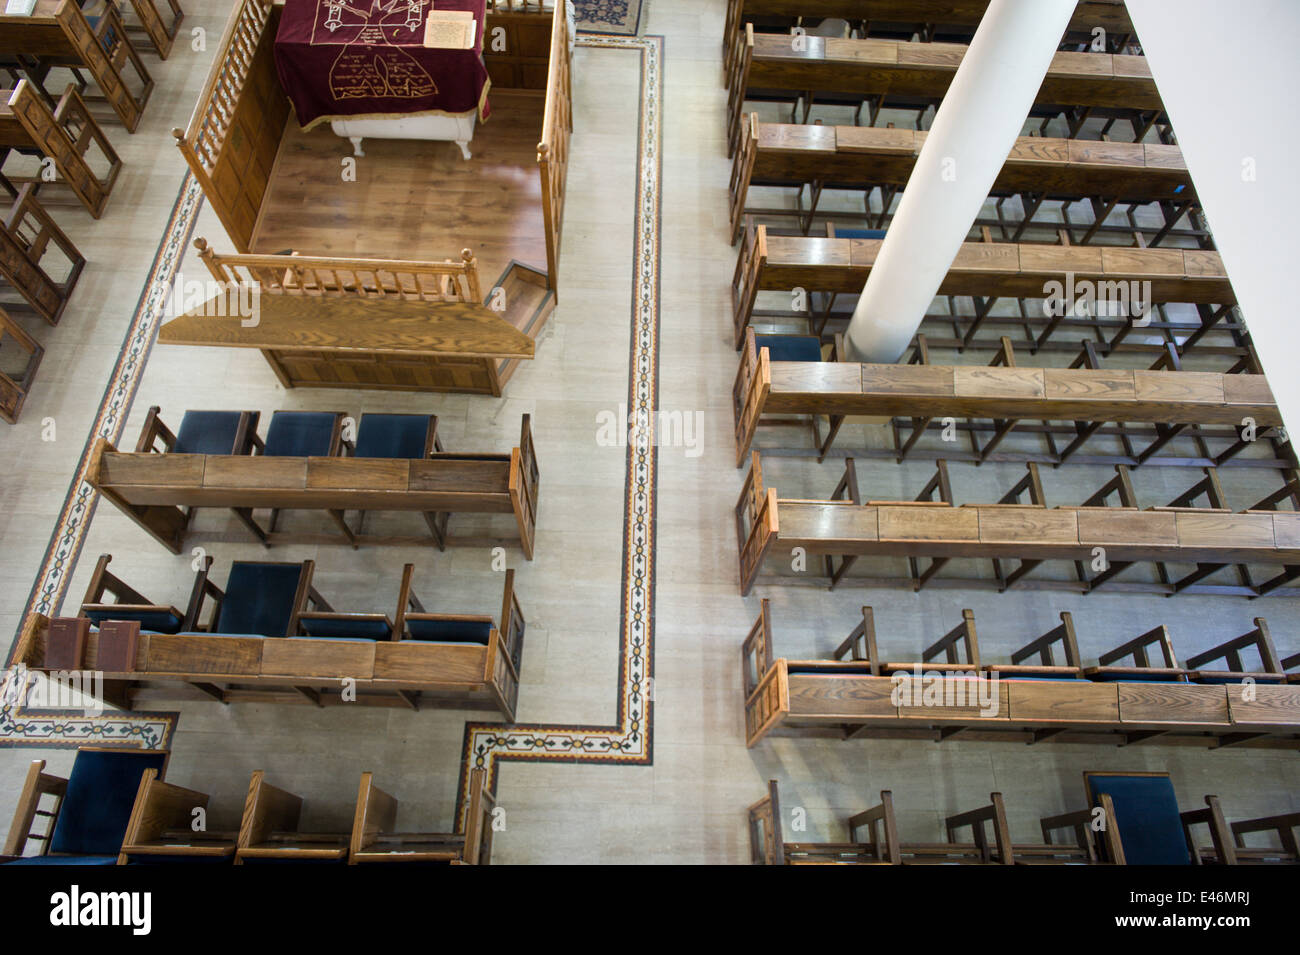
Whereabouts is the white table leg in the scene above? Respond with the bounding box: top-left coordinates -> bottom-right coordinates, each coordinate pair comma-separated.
456,139 -> 472,161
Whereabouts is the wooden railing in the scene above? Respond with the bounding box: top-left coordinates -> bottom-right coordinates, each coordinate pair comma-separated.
172,0 -> 286,252
193,239 -> 483,304
537,1 -> 574,291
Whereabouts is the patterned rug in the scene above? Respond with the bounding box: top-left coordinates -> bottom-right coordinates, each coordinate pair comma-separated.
573,0 -> 645,35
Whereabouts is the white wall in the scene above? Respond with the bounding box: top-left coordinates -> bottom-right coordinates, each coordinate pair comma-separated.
1125,0 -> 1300,438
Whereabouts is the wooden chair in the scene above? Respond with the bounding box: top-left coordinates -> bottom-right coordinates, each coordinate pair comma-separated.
875,608 -> 981,676
1184,618 -> 1287,685
113,0 -> 185,59
186,559 -> 322,638
79,552 -> 187,634
0,81 -> 122,218
1075,771 -> 1237,865
1084,625 -> 1189,683
1038,791 -> 1128,864
2,747 -> 168,864
349,768 -> 493,865
352,413 -> 443,459
984,611 -> 1086,681
233,771 -> 349,864
0,184 -> 84,326
0,305 -> 43,424
117,767 -> 236,864
395,565 -> 525,674
1226,809 -> 1300,864
260,410 -> 351,538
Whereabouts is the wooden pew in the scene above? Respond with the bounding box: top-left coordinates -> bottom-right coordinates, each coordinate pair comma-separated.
0,184 -> 85,325
732,328 -> 1280,466
722,1 -> 1136,81
741,602 -> 1300,749
86,413 -> 540,558
0,0 -> 153,132
0,305 -> 43,424
734,451 -> 1300,597
234,771 -> 349,864
726,28 -> 1161,156
0,81 -> 121,218
158,242 -> 538,397
15,561 -> 527,720
350,767 -> 493,865
733,226 -> 1234,347
117,768 -> 237,864
730,118 -> 1192,244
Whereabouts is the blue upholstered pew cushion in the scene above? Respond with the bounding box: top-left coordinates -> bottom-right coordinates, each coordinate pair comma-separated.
834,228 -> 887,239
299,617 -> 392,640
216,562 -> 305,638
85,608 -> 184,634
405,619 -> 493,644
1091,673 -> 1189,683
264,412 -> 337,457
174,411 -> 247,455
48,750 -> 168,856
1086,774 -> 1190,865
6,855 -> 119,866
755,335 -> 823,363
354,414 -> 433,459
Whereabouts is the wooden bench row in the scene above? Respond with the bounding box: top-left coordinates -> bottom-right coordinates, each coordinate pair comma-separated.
15,554 -> 526,719
3,748 -> 491,865
729,117 -> 1193,244
726,27 -> 1162,157
722,1 -> 1136,77
733,226 -> 1235,348
735,451 -> 1300,597
88,409 -> 540,559
743,601 -> 1300,748
733,329 -> 1280,467
750,773 -> 1300,865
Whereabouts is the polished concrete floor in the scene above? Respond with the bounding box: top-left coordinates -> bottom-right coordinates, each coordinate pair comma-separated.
0,1 -> 1295,864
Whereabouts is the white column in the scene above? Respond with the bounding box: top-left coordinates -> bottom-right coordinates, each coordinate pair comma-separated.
845,0 -> 1078,362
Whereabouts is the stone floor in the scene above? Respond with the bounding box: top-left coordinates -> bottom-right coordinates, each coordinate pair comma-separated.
0,1 -> 1295,864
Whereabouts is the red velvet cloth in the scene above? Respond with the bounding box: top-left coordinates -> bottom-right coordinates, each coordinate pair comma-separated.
274,0 -> 491,130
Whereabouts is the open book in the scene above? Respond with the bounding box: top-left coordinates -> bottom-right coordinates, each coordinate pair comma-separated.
423,9 -> 477,50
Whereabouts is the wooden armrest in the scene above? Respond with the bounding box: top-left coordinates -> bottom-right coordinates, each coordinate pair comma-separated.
135,405 -> 177,453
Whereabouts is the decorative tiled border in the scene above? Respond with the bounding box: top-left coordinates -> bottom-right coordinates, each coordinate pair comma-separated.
457,32 -> 662,816
2,34 -> 665,826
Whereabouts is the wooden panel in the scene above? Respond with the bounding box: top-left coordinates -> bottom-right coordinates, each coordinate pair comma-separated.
948,243 -> 1020,272
1270,513 -> 1300,550
1042,368 -> 1136,403
897,677 -> 1008,721
759,122 -> 835,152
260,639 -> 376,680
1100,246 -> 1185,277
1067,140 -> 1145,168
1222,374 -> 1274,406
977,507 -> 1078,545
1175,512 -> 1275,550
1017,244 -> 1104,274
824,36 -> 898,64
1117,683 -> 1230,725
859,364 -> 953,397
1076,508 -> 1178,546
954,366 -> 1044,400
1227,685 -> 1300,724
878,505 -> 979,542
777,504 -> 878,546
834,125 -> 915,154
1133,371 -> 1224,406
203,456 -> 307,489
1182,250 -> 1228,278
372,641 -> 486,684
144,635 -> 263,675
307,458 -> 409,491
100,453 -> 204,487
1006,681 -> 1118,722
785,673 -> 896,718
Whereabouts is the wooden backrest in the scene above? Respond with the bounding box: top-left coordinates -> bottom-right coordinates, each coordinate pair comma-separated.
193,239 -> 484,304
2,760 -> 66,858
81,553 -> 152,608
350,772 -> 399,856
173,0 -> 287,252
1185,619 -> 1284,677
461,768 -> 495,865
237,770 -> 302,848
1010,612 -> 1083,669
537,1 -> 573,290
118,768 -> 211,854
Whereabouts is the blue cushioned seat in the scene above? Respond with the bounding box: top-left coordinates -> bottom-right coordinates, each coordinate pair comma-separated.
1091,672 -> 1188,683
1085,773 -> 1190,865
299,616 -> 392,640
47,749 -> 168,858
834,228 -> 887,239
174,411 -> 247,456
354,414 -> 434,459
263,412 -> 338,457
85,608 -> 184,634
216,562 -> 306,638
755,335 -> 823,363
405,618 -> 493,644
5,855 -> 119,866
